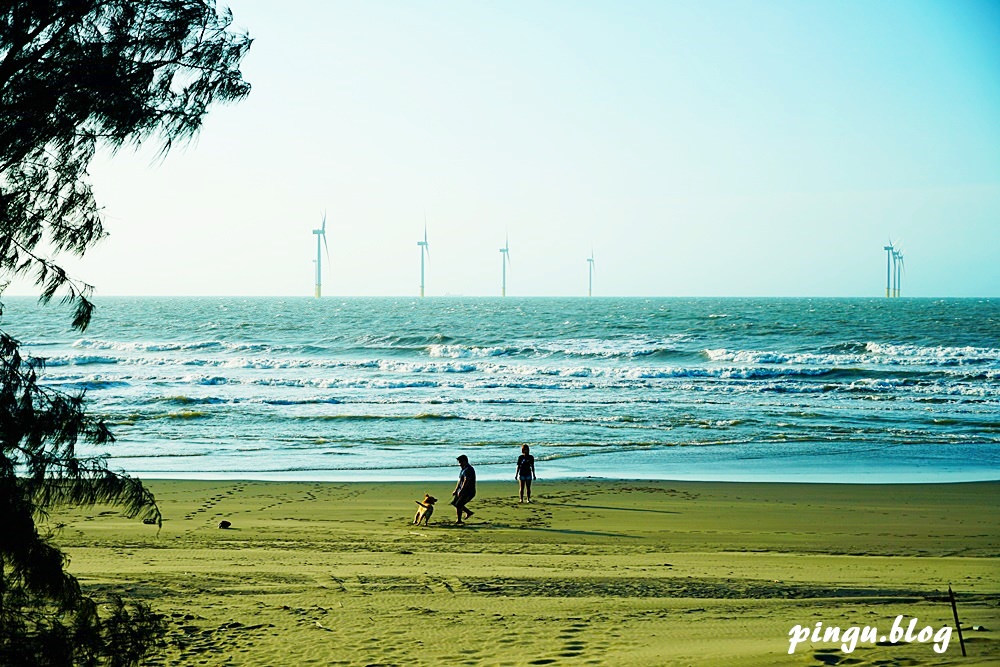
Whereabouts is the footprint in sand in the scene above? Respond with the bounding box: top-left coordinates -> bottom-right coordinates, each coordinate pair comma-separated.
524,621 -> 593,662
559,640 -> 586,657
184,484 -> 250,520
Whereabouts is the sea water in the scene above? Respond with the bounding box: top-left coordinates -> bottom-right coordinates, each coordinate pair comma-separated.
4,297 -> 998,483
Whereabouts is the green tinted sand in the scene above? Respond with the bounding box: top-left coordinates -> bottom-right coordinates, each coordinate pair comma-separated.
53,480 -> 999,666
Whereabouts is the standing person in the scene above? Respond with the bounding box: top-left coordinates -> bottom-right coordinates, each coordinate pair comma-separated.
516,444 -> 536,503
451,454 -> 476,524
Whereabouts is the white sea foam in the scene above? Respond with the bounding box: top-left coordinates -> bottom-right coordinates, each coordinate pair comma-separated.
43,354 -> 121,366
706,343 -> 1000,367
427,344 -> 517,358
531,336 -> 689,358
377,359 -> 477,373
179,375 -> 229,386
864,342 -> 1000,364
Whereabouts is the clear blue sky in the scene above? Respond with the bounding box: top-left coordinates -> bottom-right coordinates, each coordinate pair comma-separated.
17,0 -> 1000,297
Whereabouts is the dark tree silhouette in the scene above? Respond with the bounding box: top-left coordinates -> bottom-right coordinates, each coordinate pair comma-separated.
0,2 -> 250,664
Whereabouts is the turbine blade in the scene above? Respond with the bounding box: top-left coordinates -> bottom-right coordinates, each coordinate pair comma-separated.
322,211 -> 326,233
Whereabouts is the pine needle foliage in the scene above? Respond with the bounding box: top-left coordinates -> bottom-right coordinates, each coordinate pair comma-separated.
0,2 -> 250,664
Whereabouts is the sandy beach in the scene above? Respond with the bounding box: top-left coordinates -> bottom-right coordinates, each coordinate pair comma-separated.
53,479 -> 998,666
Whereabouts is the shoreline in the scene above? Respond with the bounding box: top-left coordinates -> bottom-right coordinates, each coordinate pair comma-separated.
55,478 -> 999,665
123,469 -> 1000,484
129,472 -> 1000,482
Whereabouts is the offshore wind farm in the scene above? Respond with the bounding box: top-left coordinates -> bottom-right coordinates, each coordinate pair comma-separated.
308,221 -> 919,299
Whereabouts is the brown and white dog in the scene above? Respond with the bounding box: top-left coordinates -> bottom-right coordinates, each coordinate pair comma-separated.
413,494 -> 438,526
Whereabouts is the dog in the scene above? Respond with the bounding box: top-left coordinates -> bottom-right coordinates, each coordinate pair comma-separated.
413,494 -> 438,526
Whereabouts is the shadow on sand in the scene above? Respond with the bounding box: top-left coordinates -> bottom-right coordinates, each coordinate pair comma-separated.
543,502 -> 679,515
437,522 -> 637,539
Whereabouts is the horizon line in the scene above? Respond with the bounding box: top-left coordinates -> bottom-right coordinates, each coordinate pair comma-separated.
3,294 -> 997,300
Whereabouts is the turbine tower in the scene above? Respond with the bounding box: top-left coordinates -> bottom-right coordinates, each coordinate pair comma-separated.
587,249 -> 595,298
883,241 -> 894,298
500,235 -> 510,297
313,212 -> 329,298
417,220 -> 429,298
893,249 -> 904,297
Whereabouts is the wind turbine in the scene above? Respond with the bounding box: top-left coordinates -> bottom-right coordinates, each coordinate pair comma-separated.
587,249 -> 595,298
417,219 -> 429,298
313,212 -> 329,298
883,241 -> 894,298
500,235 -> 510,297
894,249 -> 904,297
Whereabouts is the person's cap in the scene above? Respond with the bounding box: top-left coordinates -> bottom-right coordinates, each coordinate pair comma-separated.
456,454 -> 469,463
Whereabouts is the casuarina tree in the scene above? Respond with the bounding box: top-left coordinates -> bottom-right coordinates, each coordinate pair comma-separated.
0,2 -> 251,664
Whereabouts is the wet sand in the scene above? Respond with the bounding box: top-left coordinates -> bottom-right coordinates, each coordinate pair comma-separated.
54,479 -> 999,666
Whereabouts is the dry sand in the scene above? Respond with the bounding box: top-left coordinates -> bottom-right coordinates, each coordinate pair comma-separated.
52,479 -> 998,666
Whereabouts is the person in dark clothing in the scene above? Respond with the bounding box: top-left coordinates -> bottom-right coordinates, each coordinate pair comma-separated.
451,454 -> 476,524
515,444 -> 536,503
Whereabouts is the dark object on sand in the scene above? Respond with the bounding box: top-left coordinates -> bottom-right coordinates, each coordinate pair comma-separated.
948,584 -> 967,657
218,520 -> 232,529
142,518 -> 157,525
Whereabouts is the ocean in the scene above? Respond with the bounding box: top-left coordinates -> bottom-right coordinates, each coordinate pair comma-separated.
4,296 -> 998,483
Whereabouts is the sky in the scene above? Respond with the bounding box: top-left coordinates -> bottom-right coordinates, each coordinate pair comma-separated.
11,0 -> 1000,297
